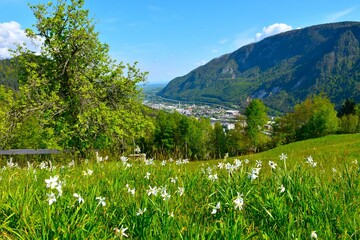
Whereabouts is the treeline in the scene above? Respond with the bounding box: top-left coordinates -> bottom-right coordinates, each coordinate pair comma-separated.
136,95 -> 360,160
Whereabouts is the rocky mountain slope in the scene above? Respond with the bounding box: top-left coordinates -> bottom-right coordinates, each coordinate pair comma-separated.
158,22 -> 360,112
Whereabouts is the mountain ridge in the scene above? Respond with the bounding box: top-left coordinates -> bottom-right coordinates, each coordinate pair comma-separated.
158,21 -> 360,112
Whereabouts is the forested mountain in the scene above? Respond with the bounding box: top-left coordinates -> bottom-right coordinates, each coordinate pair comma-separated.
0,59 -> 17,89
158,21 -> 360,112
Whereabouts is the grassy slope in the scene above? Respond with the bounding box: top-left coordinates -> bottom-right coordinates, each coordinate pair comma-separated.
223,134 -> 360,168
0,134 -> 359,239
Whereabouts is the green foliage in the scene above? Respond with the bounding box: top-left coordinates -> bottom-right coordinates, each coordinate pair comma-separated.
150,111 -> 213,159
13,0 -> 150,155
337,99 -> 360,133
339,114 -> 359,133
0,86 -> 15,148
275,95 -> 339,143
337,98 -> 357,117
244,99 -> 268,152
211,122 -> 226,158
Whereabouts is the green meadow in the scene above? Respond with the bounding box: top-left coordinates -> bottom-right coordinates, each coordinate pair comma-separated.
0,134 -> 359,239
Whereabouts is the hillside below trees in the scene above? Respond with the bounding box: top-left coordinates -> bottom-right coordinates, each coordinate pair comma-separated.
158,21 -> 360,113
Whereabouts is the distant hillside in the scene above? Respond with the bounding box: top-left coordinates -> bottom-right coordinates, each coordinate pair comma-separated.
158,22 -> 360,112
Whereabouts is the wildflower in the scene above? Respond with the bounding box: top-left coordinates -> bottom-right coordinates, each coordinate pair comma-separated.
7,158 -> 18,168
182,159 -> 189,164
177,187 -> 185,196
134,145 -> 141,153
234,159 -> 242,168
144,172 -> 151,179
225,163 -> 237,175
244,159 -> 250,164
255,160 -> 262,167
234,193 -> 244,210
39,161 -> 48,169
176,159 -> 183,165
96,152 -> 107,163
161,160 -> 167,166
96,196 -> 106,207
170,177 -> 178,183
56,181 -> 64,196
217,162 -> 224,169
114,225 -> 128,238
73,193 -> 84,204
47,192 -> 57,205
83,169 -> 93,176
268,161 -> 277,170
305,156 -> 317,167
208,174 -> 218,181
248,172 -> 259,181
253,167 -> 261,175
211,202 -> 221,214
279,153 -> 287,161
147,186 -> 159,196
169,158 -> 174,162
68,160 -> 75,168
310,230 -> 317,239
332,168 -> 337,173
120,156 -> 128,165
144,158 -> 154,165
168,211 -> 174,217
136,207 -> 147,216
45,175 -> 59,189
161,189 -> 171,201
125,184 -> 135,196
278,184 -> 285,193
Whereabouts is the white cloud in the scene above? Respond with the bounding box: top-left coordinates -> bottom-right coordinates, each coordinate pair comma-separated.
255,23 -> 293,42
327,6 -> 357,22
0,21 -> 42,58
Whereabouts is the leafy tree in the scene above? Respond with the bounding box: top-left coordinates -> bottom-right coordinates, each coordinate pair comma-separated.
153,111 -> 175,158
275,95 -> 339,142
0,86 -> 15,148
244,99 -> 268,152
337,98 -> 357,117
15,0 -> 150,155
339,114 -> 359,133
337,98 -> 360,133
211,122 -> 227,159
188,117 -> 213,159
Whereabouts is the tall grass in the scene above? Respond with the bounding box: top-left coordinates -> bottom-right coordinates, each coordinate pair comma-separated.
0,134 -> 359,239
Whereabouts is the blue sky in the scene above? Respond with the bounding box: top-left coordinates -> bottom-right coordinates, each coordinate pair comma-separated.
0,0 -> 360,84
